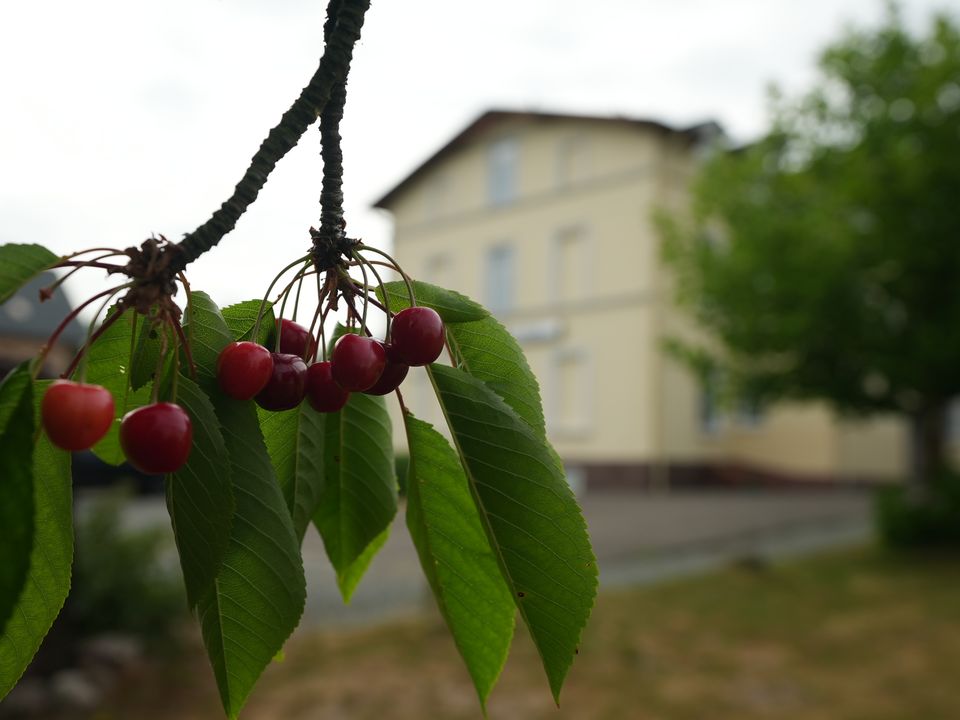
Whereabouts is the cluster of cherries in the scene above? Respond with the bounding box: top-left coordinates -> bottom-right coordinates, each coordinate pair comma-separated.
218,305 -> 445,411
41,382 -> 192,475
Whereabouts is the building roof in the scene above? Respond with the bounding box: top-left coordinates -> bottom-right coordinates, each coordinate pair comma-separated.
373,109 -> 722,210
0,272 -> 85,347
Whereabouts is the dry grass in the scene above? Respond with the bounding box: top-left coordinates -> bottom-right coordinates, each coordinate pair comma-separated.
100,547 -> 960,719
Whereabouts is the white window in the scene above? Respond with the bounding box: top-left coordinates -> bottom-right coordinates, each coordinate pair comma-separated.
549,347 -> 592,436
487,137 -> 518,206
424,172 -> 450,221
485,243 -> 515,314
550,224 -> 589,303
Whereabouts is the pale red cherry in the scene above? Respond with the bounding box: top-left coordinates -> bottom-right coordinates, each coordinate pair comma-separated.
41,380 -> 115,451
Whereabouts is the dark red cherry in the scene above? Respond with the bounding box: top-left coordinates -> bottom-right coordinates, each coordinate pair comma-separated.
391,307 -> 445,366
277,318 -> 316,360
41,380 -> 115,451
217,341 -> 274,400
330,334 -> 386,391
254,353 -> 307,411
363,342 -> 409,396
306,361 -> 350,413
119,402 -> 192,474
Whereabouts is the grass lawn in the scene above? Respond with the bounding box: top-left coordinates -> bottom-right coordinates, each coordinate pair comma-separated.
105,546 -> 960,719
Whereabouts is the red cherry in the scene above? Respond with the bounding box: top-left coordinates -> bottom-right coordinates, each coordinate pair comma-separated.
331,334 -> 386,391
217,341 -> 274,400
41,380 -> 115,451
254,353 -> 307,411
363,343 -> 409,396
277,319 -> 316,360
119,402 -> 192,474
390,307 -> 445,366
305,361 -> 350,413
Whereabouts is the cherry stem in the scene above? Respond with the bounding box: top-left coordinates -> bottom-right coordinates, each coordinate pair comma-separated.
306,273 -> 329,363
168,315 -> 182,402
45,253 -> 128,299
351,250 -> 371,336
252,254 -> 312,346
58,247 -> 126,261
60,303 -> 129,381
150,325 -> 169,405
54,260 -> 125,272
177,272 -> 197,378
33,284 -> 129,380
171,315 -> 197,380
76,287 -> 127,382
357,244 -> 416,307
354,252 -> 392,340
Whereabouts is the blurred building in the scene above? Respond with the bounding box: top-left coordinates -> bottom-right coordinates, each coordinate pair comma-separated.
0,272 -> 83,378
374,110 -> 908,490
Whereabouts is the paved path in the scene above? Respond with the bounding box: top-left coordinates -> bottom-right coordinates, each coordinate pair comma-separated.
98,488 -> 873,629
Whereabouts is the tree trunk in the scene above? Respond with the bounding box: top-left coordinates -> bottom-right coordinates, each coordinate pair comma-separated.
908,400 -> 950,502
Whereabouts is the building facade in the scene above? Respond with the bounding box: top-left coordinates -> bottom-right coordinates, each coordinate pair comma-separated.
374,110 -> 908,490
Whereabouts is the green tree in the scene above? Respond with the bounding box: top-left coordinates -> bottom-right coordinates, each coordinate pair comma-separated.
661,5 -> 960,498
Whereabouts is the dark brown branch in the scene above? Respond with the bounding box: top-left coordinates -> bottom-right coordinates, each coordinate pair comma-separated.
172,0 -> 371,273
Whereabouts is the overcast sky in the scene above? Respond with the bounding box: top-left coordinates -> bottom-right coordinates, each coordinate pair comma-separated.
1,0 -> 957,318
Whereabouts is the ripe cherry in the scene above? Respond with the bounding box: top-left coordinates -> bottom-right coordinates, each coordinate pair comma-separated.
254,353 -> 307,411
277,318 -> 316,360
390,307 -> 445,366
119,402 -> 192,474
305,361 -> 350,413
41,380 -> 115,451
363,343 -> 409,396
331,334 -> 386,392
217,341 -> 274,400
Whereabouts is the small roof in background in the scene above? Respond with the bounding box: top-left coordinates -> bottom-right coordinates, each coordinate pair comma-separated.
373,109 -> 723,209
0,272 -> 85,347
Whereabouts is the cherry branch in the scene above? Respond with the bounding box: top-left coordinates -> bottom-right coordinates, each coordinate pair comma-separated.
318,0 -> 348,243
171,0 -> 371,274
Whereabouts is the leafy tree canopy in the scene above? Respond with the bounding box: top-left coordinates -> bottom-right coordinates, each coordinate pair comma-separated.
662,5 -> 960,430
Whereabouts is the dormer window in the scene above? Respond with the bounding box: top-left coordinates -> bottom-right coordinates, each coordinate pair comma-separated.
487,137 -> 518,206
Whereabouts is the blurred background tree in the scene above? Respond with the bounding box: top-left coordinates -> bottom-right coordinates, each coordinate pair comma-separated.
661,4 -> 960,533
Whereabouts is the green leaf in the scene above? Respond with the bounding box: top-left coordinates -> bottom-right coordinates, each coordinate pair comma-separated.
429,365 -> 597,703
0,365 -> 35,638
129,311 -> 164,391
258,402 -> 326,543
336,525 -> 390,603
312,392 -> 397,598
0,243 -> 57,304
403,413 -> 515,706
0,395 -> 72,699
167,374 -> 235,609
222,299 -> 274,344
185,295 -> 305,719
447,315 -> 547,439
83,307 -> 153,466
377,280 -> 488,323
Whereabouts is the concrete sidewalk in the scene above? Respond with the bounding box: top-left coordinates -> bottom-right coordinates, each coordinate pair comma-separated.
97,487 -> 874,629
298,488 -> 873,628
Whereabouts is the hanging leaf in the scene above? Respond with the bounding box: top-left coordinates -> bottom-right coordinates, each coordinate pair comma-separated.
429,365 -> 597,703
312,392 -> 397,599
166,374 -> 235,609
403,413 -> 515,707
0,365 -> 35,638
336,525 -> 390,603
0,389 -> 72,700
222,299 -> 275,344
0,243 -> 57,304
377,280 -> 488,323
258,402 -> 326,543
83,307 -> 153,466
185,293 -> 306,719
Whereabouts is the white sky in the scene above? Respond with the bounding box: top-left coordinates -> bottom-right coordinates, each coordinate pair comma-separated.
1,0 -> 956,317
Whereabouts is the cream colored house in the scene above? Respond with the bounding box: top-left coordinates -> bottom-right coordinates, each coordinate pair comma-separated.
374,110 -> 908,490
